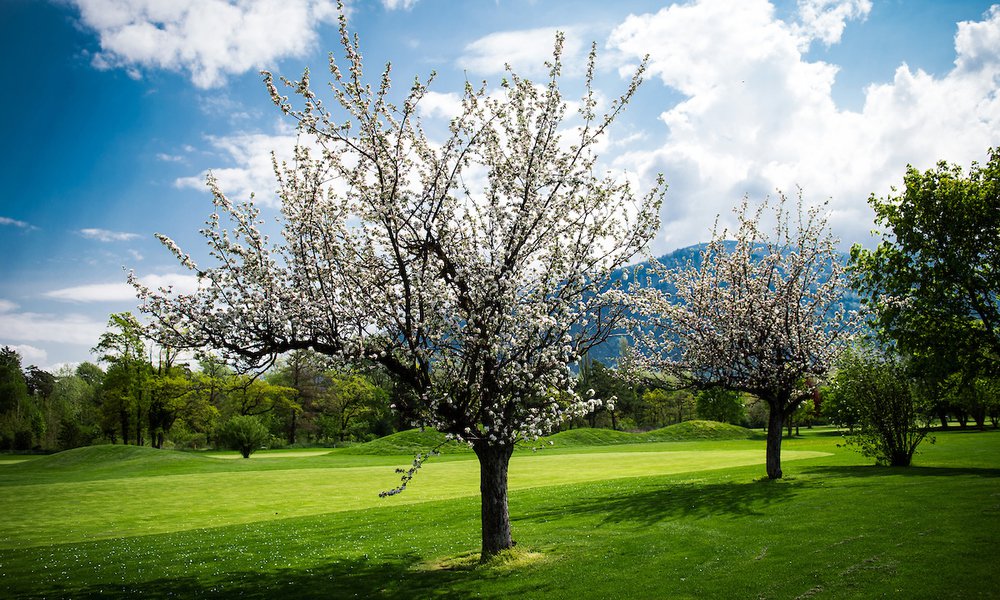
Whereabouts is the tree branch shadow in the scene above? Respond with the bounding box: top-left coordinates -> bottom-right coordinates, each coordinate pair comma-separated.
516,479 -> 804,527
802,465 -> 1000,478
29,553 -> 553,600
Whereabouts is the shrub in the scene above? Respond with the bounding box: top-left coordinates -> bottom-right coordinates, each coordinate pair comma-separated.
218,415 -> 270,459
828,348 -> 930,466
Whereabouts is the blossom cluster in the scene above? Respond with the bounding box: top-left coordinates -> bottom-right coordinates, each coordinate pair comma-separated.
133,17 -> 663,464
626,192 -> 858,408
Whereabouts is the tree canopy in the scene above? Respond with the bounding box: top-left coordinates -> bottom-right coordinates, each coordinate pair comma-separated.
133,9 -> 662,559
850,148 -> 1000,368
629,193 -> 857,479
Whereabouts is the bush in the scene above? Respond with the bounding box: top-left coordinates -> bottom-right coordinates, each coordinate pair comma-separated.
218,415 -> 270,458
828,348 -> 930,466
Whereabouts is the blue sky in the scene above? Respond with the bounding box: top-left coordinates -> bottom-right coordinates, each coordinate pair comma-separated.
1,0 -> 997,370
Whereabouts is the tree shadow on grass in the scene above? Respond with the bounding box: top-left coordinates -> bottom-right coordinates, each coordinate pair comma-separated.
516,479 -> 804,528
803,465 -> 1000,479
33,554 -> 554,600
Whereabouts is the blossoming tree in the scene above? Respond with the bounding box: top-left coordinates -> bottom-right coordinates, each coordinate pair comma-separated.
629,194 -> 855,479
132,11 -> 663,558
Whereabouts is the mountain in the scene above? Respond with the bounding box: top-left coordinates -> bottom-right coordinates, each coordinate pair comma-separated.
583,242 -> 861,367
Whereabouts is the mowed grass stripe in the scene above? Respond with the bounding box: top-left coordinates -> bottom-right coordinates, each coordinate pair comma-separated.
0,448 -> 828,548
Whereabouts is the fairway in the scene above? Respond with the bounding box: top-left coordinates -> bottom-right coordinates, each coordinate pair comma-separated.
1,430 -> 998,599
0,446 -> 827,548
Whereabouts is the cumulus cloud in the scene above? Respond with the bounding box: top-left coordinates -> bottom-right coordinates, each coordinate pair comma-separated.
792,0 -> 871,47
71,0 -> 340,88
44,274 -> 202,302
175,131 -> 299,205
417,91 -> 464,120
79,228 -> 141,242
607,0 -> 1000,252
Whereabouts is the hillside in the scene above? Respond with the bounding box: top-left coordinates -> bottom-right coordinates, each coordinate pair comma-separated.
586,241 -> 860,366
342,420 -> 757,455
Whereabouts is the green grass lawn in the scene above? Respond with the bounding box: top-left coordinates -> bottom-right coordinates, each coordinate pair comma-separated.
1,427 -> 998,598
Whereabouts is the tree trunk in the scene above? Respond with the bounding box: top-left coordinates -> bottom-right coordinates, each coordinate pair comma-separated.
474,442 -> 515,559
120,409 -> 129,445
766,406 -> 785,479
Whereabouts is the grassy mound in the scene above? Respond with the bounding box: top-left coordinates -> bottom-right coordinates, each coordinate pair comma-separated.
345,421 -> 756,454
540,428 -> 638,447
13,444 -> 211,470
341,428 -> 471,455
642,420 -> 756,442
0,445 -> 218,484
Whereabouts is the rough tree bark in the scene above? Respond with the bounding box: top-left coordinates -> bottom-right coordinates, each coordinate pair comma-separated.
765,403 -> 786,480
474,441 -> 515,558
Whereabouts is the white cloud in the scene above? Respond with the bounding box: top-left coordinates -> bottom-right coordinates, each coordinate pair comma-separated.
155,152 -> 185,162
459,26 -> 590,77
72,0 -> 340,88
417,91 -> 464,120
43,274 -> 201,303
0,306 -> 106,347
0,216 -> 35,230
175,131 -> 299,206
8,344 -> 48,366
382,0 -> 417,10
607,0 -> 1000,252
79,228 -> 141,242
792,0 -> 871,47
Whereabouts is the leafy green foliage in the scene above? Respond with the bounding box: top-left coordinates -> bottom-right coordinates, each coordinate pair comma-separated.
828,348 -> 931,466
850,148 -> 1000,377
218,415 -> 270,458
696,388 -> 745,424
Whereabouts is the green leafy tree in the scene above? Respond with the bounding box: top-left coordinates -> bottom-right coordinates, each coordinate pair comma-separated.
577,358 -> 636,430
850,148 -> 1000,377
828,347 -> 930,466
0,347 -> 28,415
267,350 -> 335,444
218,414 -> 270,458
0,347 -> 44,450
696,388 -> 745,425
93,313 -> 152,445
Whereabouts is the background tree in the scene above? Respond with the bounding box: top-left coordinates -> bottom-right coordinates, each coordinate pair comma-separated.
576,357 -> 636,430
50,367 -> 101,450
218,414 -> 270,458
93,313 -> 151,445
850,148 -> 1000,384
0,347 -> 41,450
0,347 -> 28,416
630,194 -> 856,479
133,9 -> 662,558
268,350 -> 333,444
696,388 -> 745,425
827,347 -> 931,466
24,366 -> 57,448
